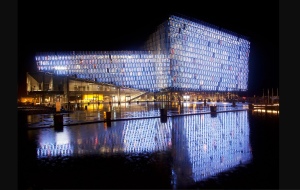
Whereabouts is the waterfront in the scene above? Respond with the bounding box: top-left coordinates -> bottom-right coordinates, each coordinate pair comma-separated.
18,102 -> 279,189
19,101 -> 250,129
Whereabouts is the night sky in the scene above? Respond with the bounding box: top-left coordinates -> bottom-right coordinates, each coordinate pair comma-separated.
18,1 -> 279,98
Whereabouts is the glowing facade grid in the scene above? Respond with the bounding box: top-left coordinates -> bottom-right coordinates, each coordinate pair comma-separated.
35,15 -> 250,92
167,15 -> 250,91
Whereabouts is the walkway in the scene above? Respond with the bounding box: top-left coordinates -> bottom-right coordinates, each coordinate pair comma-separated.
19,102 -> 249,129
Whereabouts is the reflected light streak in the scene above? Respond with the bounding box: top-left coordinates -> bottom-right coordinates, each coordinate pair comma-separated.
253,109 -> 279,114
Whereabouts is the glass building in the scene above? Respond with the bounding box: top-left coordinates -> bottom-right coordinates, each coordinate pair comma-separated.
29,14 -> 250,105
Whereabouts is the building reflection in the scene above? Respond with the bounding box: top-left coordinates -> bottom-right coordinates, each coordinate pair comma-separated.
171,111 -> 252,187
35,111 -> 252,186
36,118 -> 173,157
122,119 -> 172,153
37,128 -> 73,157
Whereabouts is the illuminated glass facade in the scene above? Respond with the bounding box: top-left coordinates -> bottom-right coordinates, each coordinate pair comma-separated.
35,15 -> 250,93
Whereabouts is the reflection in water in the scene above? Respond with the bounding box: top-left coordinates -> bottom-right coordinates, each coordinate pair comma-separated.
171,111 -> 252,188
37,128 -> 73,157
34,110 -> 252,188
123,119 -> 172,153
36,119 -> 173,157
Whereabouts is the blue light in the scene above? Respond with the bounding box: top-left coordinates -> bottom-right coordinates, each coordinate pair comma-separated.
35,15 -> 250,92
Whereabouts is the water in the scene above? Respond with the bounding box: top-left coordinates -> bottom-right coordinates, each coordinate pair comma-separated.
18,107 -> 279,189
22,101 -> 247,128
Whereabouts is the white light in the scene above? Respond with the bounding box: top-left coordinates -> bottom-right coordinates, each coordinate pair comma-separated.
54,66 -> 67,70
183,95 -> 190,99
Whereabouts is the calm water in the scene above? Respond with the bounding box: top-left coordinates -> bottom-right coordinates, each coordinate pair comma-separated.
18,109 -> 279,189
24,101 -> 246,128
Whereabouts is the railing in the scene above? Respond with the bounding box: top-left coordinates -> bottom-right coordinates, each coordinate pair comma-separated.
129,91 -> 149,102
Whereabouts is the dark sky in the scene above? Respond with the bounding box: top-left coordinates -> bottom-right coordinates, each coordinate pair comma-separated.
18,0 -> 279,98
